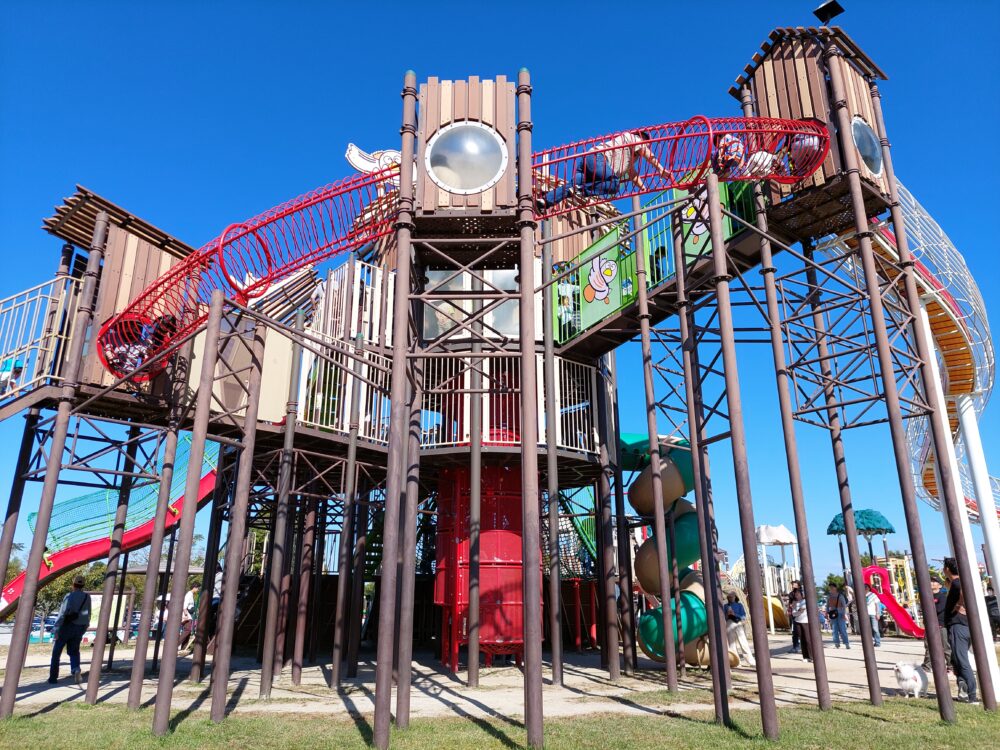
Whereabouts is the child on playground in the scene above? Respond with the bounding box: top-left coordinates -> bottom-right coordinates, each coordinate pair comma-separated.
538,131 -> 673,210
789,588 -> 812,662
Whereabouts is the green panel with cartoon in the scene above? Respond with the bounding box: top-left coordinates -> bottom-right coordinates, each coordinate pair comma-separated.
551,183 -> 754,344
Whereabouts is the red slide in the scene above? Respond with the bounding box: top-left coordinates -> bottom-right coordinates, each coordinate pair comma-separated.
0,471 -> 217,620
863,565 -> 925,639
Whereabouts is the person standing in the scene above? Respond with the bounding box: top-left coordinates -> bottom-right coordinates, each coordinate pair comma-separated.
788,580 -> 802,653
921,577 -> 950,672
827,583 -> 851,649
865,584 -> 882,647
943,557 -> 978,704
178,581 -> 200,654
723,591 -> 756,667
790,589 -> 812,662
48,575 -> 92,685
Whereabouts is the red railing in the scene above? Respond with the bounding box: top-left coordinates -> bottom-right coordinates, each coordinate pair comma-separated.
97,116 -> 829,380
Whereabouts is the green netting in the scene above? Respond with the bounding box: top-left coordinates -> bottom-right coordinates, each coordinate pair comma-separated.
27,436 -> 220,553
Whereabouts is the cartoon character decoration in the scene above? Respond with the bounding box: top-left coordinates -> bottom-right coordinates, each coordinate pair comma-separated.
681,188 -> 709,245
345,143 -> 409,186
583,255 -> 618,304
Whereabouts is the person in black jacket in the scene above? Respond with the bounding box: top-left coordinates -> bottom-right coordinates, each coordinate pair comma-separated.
48,575 -> 92,685
921,577 -> 951,672
943,558 -> 977,703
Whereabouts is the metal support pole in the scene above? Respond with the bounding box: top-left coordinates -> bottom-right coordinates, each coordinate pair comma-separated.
468,275 -> 484,688
394,360 -> 423,728
108,552 -> 130,668
804,245 -> 884,703
260,311 -> 304,696
86,423 -> 141,702
631,195 -> 678,689
918,306 -> 1000,693
0,211 -> 108,719
0,411 -> 39,588
332,335 -> 364,686
704,173 -> 778,738
673,222 -> 729,722
739,82 -> 831,711
0,244 -> 73,586
210,319 -> 266,722
826,46 -> 955,720
191,459 -> 229,682
292,496 -> 316,685
308,499 -> 326,664
957,395 -> 1000,595
152,293 -> 227,735
516,68 -> 544,750
372,69 -> 418,750
346,489 -> 368,678
540,225 -> 563,686
610,356 -> 636,676
596,364 -> 621,680
869,78 -> 996,709
274,499 -> 294,677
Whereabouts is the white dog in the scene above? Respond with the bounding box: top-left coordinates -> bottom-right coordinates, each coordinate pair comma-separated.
894,662 -> 928,698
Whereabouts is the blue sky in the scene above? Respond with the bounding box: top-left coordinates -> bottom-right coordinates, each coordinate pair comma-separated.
2,1 -> 999,581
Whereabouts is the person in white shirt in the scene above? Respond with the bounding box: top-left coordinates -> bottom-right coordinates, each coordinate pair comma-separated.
539,130 -> 672,209
789,588 -> 812,662
178,581 -> 200,654
865,584 -> 882,647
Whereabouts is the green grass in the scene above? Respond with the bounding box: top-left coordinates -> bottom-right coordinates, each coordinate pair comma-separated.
0,699 -> 996,749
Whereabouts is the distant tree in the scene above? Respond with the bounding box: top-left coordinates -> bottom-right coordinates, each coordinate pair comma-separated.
4,556 -> 24,587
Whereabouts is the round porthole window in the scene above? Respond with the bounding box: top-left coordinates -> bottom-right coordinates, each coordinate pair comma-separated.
425,122 -> 508,195
851,117 -> 883,177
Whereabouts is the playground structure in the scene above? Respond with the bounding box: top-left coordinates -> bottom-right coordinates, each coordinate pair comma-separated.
0,22 -> 999,750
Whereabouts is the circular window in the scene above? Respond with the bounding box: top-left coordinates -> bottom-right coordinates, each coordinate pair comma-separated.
851,117 -> 883,177
425,122 -> 508,195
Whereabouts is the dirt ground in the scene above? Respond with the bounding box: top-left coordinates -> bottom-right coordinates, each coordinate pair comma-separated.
2,631 -> 955,722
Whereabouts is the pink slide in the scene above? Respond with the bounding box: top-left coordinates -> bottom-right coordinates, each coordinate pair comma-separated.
0,471 -> 217,620
863,565 -> 925,638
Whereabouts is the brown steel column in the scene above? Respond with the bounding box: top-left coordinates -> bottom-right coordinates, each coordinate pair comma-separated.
394,361 -> 423,728
739,84 -> 832,710
516,68 -> 544,750
372,69 -> 418,750
870,79 -> 996,711
85,423 -> 141,702
673,223 -> 729,722
631,195 -> 678,689
596,364 -> 621,679
209,319 -> 266,722
610,356 -> 636,676
468,277 -> 484,688
332,335 -> 364,687
127,349 -> 189,708
190,457 -> 228,682
804,244 -> 882,704
540,228 -> 563,686
260,312 -> 304,697
346,488 -> 368,678
0,243 -> 74,586
0,211 -> 108,719
292,496 -> 317,685
0,411 -> 39,588
274,500 -> 295,676
308,499 -> 326,664
825,46 -> 954,721
704,173 -> 778,738
152,292 -> 228,735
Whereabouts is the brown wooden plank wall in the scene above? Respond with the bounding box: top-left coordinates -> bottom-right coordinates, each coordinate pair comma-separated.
80,224 -> 180,388
415,77 -> 516,213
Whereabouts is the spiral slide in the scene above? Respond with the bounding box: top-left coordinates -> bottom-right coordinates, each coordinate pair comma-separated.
862,565 -> 924,639
620,435 -> 740,668
0,443 -> 218,620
